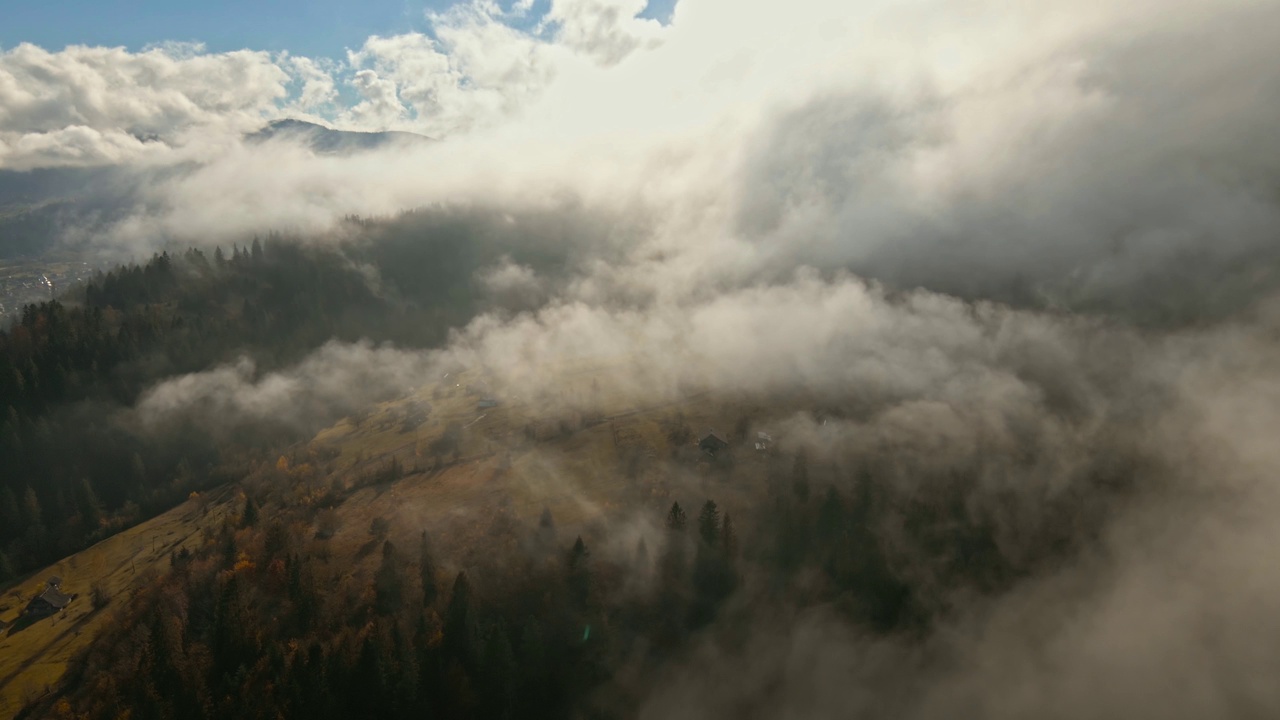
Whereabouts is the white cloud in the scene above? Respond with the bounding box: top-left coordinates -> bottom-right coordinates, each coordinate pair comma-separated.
348,67 -> 407,126
56,2 -> 1280,714
0,0 -> 677,168
0,125 -> 167,170
341,22 -> 550,137
0,41 -> 294,168
285,55 -> 340,114
542,0 -> 665,65
5,0 -> 1280,320
133,340 -> 433,433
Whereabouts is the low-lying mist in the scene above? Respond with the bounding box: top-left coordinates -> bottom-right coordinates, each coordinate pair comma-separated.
9,0 -> 1280,716
118,215 -> 1280,716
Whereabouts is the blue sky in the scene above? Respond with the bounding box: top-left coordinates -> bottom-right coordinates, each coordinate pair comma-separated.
0,0 -> 677,60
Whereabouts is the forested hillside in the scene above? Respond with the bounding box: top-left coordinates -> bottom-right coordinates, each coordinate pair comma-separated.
0,205 -> 582,582
22,386 -> 1132,720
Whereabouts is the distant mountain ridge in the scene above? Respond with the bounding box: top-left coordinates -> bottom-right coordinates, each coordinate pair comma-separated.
245,119 -> 432,155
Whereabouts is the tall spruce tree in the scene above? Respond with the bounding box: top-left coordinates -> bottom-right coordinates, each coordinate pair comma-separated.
420,530 -> 439,606
666,501 -> 687,531
375,540 -> 405,616
697,500 -> 720,546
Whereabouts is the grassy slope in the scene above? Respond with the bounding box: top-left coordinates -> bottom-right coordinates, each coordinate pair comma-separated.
304,367 -> 767,595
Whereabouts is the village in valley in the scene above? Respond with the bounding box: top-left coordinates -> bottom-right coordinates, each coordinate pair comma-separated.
0,260 -> 97,323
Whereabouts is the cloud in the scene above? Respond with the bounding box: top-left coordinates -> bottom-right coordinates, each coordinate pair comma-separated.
31,0 -> 1266,326
0,0 -> 671,170
285,55 -> 340,114
477,255 -> 549,310
131,340 -> 432,435
728,3 -> 1280,317
0,41 -> 292,168
341,20 -> 553,137
622,293 -> 1280,719
542,0 -> 666,65
348,68 -> 407,127
76,1 -> 1280,714
125,236 -> 1280,716
0,125 -> 168,170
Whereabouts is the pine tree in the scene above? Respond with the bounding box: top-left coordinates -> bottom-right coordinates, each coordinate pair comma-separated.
536,506 -> 556,556
0,550 -> 13,584
658,502 -> 691,644
666,502 -> 687,531
444,571 -> 474,663
635,537 -> 651,576
817,486 -> 844,540
212,573 -> 245,670
77,477 -> 102,529
22,487 -> 45,558
567,536 -> 591,611
286,554 -> 307,618
0,487 -> 21,533
517,619 -> 548,710
130,451 -> 148,498
479,625 -> 517,719
420,530 -> 439,607
241,495 -> 259,528
697,500 -> 720,547
375,540 -> 405,616
792,450 -> 810,501
692,502 -> 733,627
722,513 -> 737,559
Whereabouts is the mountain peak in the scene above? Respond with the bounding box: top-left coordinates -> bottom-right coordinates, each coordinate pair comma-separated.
246,119 -> 432,155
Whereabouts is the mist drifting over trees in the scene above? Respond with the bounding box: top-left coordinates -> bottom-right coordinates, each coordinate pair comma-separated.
4,0 -> 1280,718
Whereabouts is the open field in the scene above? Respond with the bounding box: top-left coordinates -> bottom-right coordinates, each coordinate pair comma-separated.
301,368 -> 775,584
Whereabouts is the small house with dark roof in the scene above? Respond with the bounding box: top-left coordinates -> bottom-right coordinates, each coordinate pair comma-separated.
698,431 -> 730,456
24,578 -> 74,618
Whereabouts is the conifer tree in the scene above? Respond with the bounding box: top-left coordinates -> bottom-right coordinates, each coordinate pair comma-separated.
793,450 -> 810,501
567,536 -> 591,611
635,536 -> 651,575
480,625 -> 517,719
77,477 -> 102,528
666,501 -> 687,531
697,500 -> 720,547
420,530 -> 439,607
444,571 -> 475,663
722,513 -> 737,559
241,495 -> 259,528
22,487 -> 45,557
375,540 -> 404,616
